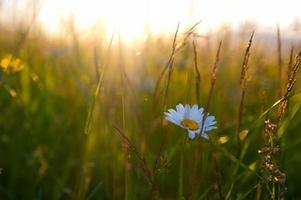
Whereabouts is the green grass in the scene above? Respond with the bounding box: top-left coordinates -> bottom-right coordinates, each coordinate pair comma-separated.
0,21 -> 301,200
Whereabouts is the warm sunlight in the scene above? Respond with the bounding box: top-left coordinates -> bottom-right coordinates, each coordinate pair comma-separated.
1,0 -> 301,42
36,0 -> 301,41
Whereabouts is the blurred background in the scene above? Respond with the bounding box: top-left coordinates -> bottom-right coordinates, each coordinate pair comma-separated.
0,0 -> 301,199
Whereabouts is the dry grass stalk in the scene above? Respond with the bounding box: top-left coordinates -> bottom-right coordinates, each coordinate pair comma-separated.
193,40 -> 201,103
287,46 -> 294,84
153,21 -> 201,104
152,23 -> 180,103
93,47 -> 100,82
114,125 -> 153,185
200,40 -> 222,134
162,60 -> 175,108
277,24 -> 283,98
236,32 -> 254,154
197,40 -> 223,199
114,125 -> 170,199
278,51 -> 301,122
283,51 -> 301,97
176,21 -> 201,52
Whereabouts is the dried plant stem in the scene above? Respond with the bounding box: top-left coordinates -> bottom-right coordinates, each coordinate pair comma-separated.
193,40 -> 201,103
198,41 -> 223,199
178,135 -> 188,199
277,51 -> 301,123
153,21 -> 201,106
277,24 -> 283,98
153,23 -> 180,104
114,124 -> 161,199
163,60 -> 175,109
277,46 -> 295,123
93,47 -> 100,82
283,52 -> 301,97
200,40 -> 222,134
236,32 -> 254,156
150,127 -> 168,198
114,125 -> 153,184
287,46 -> 294,84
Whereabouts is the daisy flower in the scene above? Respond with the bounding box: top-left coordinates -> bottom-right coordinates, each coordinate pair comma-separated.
164,104 -> 217,139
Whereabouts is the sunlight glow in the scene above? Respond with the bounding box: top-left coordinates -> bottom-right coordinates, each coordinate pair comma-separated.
4,0 -> 301,42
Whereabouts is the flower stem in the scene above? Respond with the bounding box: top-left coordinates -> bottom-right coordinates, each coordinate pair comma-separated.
178,135 -> 188,199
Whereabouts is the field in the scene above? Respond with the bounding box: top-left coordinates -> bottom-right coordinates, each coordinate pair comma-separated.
0,18 -> 301,199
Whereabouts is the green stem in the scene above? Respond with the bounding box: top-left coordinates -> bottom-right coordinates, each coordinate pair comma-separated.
178,135 -> 188,199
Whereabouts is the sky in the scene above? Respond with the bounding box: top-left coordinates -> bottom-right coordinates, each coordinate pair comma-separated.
1,0 -> 301,41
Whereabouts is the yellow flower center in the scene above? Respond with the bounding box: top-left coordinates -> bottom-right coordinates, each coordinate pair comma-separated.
181,118 -> 199,130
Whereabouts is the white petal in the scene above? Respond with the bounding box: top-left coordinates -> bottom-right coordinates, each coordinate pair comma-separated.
192,104 -> 198,112
198,107 -> 204,113
176,104 -> 185,115
189,105 -> 199,120
205,116 -> 216,126
167,109 -> 183,121
200,132 -> 209,139
188,130 -> 197,139
194,108 -> 204,123
205,126 -> 217,131
165,116 -> 181,126
164,112 -> 177,121
191,110 -> 203,123
184,104 -> 191,118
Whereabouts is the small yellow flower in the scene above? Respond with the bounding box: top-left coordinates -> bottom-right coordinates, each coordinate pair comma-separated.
0,54 -> 25,74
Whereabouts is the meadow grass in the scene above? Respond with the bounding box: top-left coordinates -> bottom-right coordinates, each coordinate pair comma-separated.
0,19 -> 301,200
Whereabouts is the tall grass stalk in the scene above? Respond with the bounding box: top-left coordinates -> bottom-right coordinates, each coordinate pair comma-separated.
287,46 -> 294,85
153,21 -> 200,106
199,40 -> 223,199
200,40 -> 222,134
153,23 -> 180,105
278,51 -> 301,123
193,40 -> 201,103
236,32 -> 254,156
277,24 -> 283,98
74,32 -> 115,199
